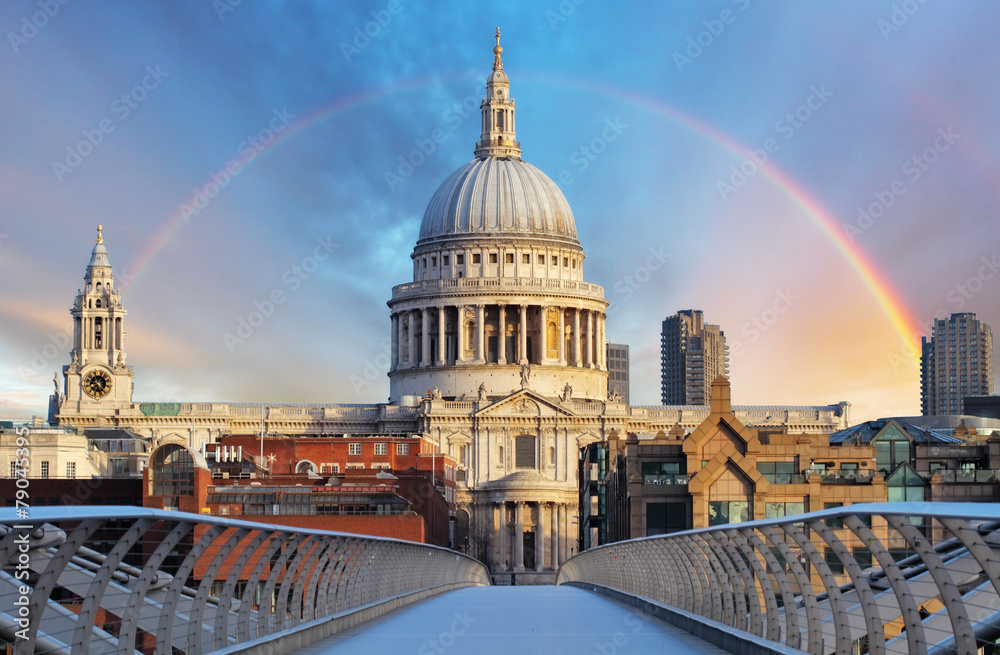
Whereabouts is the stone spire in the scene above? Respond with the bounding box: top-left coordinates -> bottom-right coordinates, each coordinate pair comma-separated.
474,27 -> 522,159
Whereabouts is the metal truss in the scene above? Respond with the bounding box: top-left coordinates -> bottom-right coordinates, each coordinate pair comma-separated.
558,502 -> 1000,655
0,507 -> 489,654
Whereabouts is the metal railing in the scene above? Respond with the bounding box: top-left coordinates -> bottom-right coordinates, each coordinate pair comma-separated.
0,506 -> 489,654
557,502 -> 1000,655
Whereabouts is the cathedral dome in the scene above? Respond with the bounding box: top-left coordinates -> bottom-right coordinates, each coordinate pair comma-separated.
417,156 -> 578,246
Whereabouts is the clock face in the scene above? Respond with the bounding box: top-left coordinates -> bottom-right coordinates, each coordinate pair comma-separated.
83,370 -> 112,399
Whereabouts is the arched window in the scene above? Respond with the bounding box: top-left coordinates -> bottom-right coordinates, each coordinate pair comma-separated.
546,321 -> 558,358
515,435 -> 535,469
296,460 -> 317,475
151,444 -> 195,497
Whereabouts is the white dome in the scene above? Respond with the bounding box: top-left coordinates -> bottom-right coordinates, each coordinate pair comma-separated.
418,156 -> 578,247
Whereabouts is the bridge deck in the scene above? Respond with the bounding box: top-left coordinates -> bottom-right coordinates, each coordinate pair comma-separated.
298,585 -> 729,654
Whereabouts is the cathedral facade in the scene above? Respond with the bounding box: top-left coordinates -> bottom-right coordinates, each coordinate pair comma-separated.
53,35 -> 849,583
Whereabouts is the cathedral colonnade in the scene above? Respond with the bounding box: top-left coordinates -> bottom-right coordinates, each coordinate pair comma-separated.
482,500 -> 575,573
390,303 -> 606,371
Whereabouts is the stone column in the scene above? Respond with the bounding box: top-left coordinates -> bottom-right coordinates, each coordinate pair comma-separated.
558,503 -> 567,564
572,308 -> 581,367
558,308 -> 566,364
519,304 -> 527,364
598,314 -> 606,370
438,306 -> 447,366
493,503 -> 502,570
536,502 -> 545,572
498,303 -> 507,365
390,313 -> 399,370
420,308 -> 430,367
586,309 -> 594,368
550,502 -> 559,569
457,305 -> 466,362
476,304 -> 486,364
407,311 -> 417,369
514,501 -> 524,571
540,304 -> 549,363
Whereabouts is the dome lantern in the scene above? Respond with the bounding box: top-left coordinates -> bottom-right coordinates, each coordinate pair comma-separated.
474,27 -> 521,160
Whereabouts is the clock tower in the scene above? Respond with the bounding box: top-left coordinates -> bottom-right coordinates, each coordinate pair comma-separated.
57,226 -> 134,424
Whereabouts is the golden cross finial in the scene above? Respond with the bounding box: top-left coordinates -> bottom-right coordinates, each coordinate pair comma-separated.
492,26 -> 503,69
97,224 -> 103,244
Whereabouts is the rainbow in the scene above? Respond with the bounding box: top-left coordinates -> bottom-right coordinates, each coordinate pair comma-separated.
125,72 -> 922,362
527,74 -> 922,362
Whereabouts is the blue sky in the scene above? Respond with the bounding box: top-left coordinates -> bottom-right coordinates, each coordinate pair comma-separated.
1,1 -> 998,423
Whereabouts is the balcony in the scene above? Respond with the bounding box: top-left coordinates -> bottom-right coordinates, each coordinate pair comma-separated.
643,474 -> 689,485
391,277 -> 606,301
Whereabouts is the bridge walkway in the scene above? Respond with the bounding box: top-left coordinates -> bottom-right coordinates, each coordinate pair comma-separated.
296,585 -> 730,654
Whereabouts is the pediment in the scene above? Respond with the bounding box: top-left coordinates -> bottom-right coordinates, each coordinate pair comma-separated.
445,431 -> 472,446
872,419 -> 912,444
474,390 -> 575,418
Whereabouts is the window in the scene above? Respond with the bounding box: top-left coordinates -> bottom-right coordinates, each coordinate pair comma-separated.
456,254 -> 464,265
472,253 -> 481,264
824,502 -> 843,529
422,258 -> 427,269
886,465 -> 925,503
490,253 -> 498,264
373,443 -> 387,455
853,547 -> 873,570
825,548 -> 844,574
563,257 -> 569,267
443,255 -> 449,266
349,443 -> 362,455
642,461 -> 682,484
709,501 -> 749,526
646,502 -> 687,536
151,445 -> 195,497
522,254 -> 530,264
397,443 -> 409,455
40,461 -> 49,479
765,502 -> 804,518
66,462 -> 76,479
514,435 -> 536,468
431,256 -> 437,267
875,427 -> 911,473
757,461 -> 795,484
539,255 -> 545,265
10,462 -> 17,478
505,253 -> 514,264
